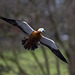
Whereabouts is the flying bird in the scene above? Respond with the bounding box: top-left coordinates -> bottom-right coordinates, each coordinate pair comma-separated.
0,16 -> 68,63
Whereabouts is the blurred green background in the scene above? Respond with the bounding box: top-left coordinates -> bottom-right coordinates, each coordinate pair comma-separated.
0,0 -> 75,75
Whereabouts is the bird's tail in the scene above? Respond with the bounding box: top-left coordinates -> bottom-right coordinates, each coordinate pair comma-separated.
31,44 -> 38,50
22,38 -> 38,50
22,38 -> 28,45
22,37 -> 28,48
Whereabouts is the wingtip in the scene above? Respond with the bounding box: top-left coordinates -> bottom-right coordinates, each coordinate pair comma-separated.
51,49 -> 68,64
63,60 -> 68,63
60,55 -> 68,64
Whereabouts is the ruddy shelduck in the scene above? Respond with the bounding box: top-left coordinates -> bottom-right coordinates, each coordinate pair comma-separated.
0,16 -> 68,63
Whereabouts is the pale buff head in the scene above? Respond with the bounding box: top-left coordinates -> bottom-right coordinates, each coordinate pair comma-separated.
38,28 -> 45,33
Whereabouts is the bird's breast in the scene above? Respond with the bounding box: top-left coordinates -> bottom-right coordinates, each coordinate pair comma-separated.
27,31 -> 42,44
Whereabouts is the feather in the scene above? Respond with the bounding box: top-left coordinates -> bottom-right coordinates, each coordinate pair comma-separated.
40,36 -> 68,63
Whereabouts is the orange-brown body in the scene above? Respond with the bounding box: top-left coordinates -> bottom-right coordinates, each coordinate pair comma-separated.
23,31 -> 42,50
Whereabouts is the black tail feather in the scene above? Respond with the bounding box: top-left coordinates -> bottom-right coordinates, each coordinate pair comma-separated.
22,38 -> 28,50
31,45 -> 38,50
22,39 -> 28,45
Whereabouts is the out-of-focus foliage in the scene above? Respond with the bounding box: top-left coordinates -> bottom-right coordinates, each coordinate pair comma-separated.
0,48 -> 68,75
1,0 -> 75,75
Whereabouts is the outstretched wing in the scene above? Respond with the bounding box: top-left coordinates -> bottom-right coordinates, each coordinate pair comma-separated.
0,16 -> 34,35
40,36 -> 68,63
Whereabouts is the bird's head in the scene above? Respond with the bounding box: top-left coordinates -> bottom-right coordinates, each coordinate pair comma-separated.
37,28 -> 45,33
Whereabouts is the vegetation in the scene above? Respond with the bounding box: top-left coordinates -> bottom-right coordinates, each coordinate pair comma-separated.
0,0 -> 75,75
0,47 -> 68,75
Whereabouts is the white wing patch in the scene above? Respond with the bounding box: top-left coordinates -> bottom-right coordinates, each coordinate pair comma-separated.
40,36 -> 58,50
0,16 -> 34,35
40,36 -> 68,63
16,20 -> 34,35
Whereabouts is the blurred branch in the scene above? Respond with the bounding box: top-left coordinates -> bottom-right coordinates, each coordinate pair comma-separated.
66,2 -> 75,74
28,0 -> 36,6
0,51 -> 9,66
12,51 -> 29,75
41,45 -> 50,75
31,52 -> 46,75
0,51 -> 17,74
64,0 -> 73,8
46,0 -> 60,39
0,51 -> 28,75
56,57 -> 61,75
